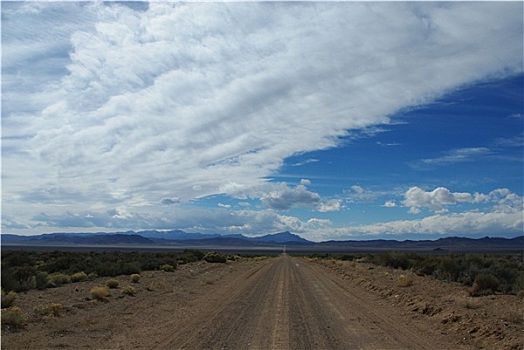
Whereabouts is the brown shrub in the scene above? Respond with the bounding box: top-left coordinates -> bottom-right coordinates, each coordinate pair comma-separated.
106,279 -> 119,289
1,307 -> 28,329
397,274 -> 414,287
90,286 -> 110,301
1,289 -> 17,308
121,286 -> 137,296
470,273 -> 500,296
130,274 -> 141,283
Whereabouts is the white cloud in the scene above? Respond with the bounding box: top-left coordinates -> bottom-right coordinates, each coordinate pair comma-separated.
260,184 -> 320,211
346,185 -> 378,204
300,179 -> 312,186
383,200 -> 397,208
351,185 -> 365,194
403,187 -> 473,214
403,186 -> 522,214
318,199 -> 342,213
2,2 -> 523,231
323,210 -> 523,240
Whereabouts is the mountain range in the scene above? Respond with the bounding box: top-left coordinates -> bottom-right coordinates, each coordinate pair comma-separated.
1,230 -> 522,252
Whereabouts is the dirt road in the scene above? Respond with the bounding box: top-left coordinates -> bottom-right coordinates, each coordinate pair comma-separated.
9,253 -> 514,349
152,254 -> 459,350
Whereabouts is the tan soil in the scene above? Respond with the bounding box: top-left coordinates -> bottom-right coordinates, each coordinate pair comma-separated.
2,254 -> 523,349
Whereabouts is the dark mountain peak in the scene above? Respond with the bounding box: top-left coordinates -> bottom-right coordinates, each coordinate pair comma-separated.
137,230 -> 219,240
251,231 -> 311,244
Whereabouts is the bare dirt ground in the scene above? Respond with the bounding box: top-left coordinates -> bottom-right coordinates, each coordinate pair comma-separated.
2,254 -> 523,349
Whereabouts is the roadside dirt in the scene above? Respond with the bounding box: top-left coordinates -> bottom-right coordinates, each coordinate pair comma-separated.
2,254 -> 523,349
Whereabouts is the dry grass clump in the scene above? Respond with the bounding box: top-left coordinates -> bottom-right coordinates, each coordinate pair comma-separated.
1,289 -> 17,308
90,286 -> 110,301
469,273 -> 500,297
204,252 -> 227,263
33,303 -> 63,317
397,274 -> 414,287
70,271 -> 89,283
47,273 -> 71,287
130,274 -> 141,283
121,286 -> 137,296
161,264 -> 176,272
1,307 -> 29,329
106,279 -> 120,289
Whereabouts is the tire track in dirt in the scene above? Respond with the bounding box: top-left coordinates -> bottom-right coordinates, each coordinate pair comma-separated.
154,254 -> 464,350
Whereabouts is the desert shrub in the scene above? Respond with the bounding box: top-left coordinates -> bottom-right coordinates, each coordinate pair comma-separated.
1,249 -> 207,292
121,286 -> 136,296
34,271 -> 49,290
398,274 -> 414,287
90,286 -> 110,301
1,289 -> 17,308
372,253 -> 411,270
470,273 -> 500,296
70,271 -> 88,283
130,274 -> 141,283
11,267 -> 37,291
161,264 -> 175,272
106,279 -> 119,289
121,262 -> 141,275
176,249 -> 205,264
314,252 -> 523,296
47,273 -> 71,288
48,303 -> 63,316
439,256 -> 461,281
1,307 -> 28,329
204,252 -> 227,264
33,303 -> 63,317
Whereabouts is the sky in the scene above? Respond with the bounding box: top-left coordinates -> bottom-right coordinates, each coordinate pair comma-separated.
1,1 -> 523,242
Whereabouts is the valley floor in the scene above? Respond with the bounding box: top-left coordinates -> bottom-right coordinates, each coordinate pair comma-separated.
2,254 -> 522,349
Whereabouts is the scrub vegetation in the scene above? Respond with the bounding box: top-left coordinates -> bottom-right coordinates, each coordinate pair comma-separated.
311,252 -> 524,296
1,249 -> 207,293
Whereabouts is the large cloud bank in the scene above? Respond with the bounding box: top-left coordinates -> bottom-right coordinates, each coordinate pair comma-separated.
2,2 -> 523,238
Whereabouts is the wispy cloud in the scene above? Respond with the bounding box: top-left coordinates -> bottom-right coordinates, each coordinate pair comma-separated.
412,147 -> 491,169
2,2 -> 523,233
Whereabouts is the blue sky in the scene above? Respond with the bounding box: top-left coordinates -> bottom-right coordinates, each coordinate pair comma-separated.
2,1 -> 523,241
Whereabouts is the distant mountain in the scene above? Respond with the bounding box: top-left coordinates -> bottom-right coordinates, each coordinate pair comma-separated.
1,231 -> 522,252
318,235 -> 524,252
248,231 -> 312,244
1,233 -> 154,246
138,230 -> 221,241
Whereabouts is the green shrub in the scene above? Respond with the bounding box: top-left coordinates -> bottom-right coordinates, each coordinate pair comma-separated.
106,279 -> 119,289
121,286 -> 136,296
203,252 -> 227,264
1,307 -> 28,329
34,271 -> 49,290
1,289 -> 17,308
33,303 -> 63,317
161,264 -> 175,272
90,286 -> 110,301
70,271 -> 88,283
470,273 -> 500,296
130,274 -> 141,283
47,273 -> 71,288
